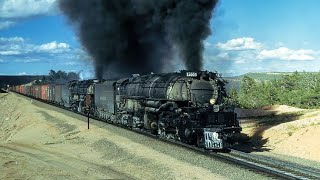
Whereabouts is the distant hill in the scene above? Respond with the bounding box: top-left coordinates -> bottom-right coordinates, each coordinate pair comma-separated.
0,75 -> 44,89
224,72 -> 314,92
232,72 -> 293,81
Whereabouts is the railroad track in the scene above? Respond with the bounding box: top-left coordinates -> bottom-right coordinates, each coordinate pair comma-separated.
223,149 -> 320,180
86,108 -> 319,179
13,91 -> 320,179
138,133 -> 320,179
88,113 -> 320,179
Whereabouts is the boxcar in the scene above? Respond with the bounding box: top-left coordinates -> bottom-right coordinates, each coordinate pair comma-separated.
47,84 -> 55,102
31,85 -> 36,98
25,85 -> 31,96
16,85 -> 20,93
20,85 -> 25,94
54,85 -> 62,104
41,85 -> 48,100
33,85 -> 40,99
31,85 -> 34,97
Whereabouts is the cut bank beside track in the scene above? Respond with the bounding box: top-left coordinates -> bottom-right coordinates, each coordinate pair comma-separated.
2,91 -> 269,179
11,91 -> 320,180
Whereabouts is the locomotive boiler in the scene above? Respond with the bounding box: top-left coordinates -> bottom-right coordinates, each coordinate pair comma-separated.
95,70 -> 241,149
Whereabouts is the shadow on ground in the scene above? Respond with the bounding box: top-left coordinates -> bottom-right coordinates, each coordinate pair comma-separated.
232,108 -> 304,153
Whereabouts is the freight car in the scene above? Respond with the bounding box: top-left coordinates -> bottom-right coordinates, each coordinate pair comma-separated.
69,79 -> 101,112
11,70 -> 241,150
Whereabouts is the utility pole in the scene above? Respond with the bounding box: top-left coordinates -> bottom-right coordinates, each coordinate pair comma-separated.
87,107 -> 90,129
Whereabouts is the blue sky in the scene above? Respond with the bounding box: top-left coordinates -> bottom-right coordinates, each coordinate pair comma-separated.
1,0 -> 320,77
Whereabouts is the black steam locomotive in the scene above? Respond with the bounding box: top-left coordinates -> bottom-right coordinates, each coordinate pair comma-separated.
12,70 -> 241,150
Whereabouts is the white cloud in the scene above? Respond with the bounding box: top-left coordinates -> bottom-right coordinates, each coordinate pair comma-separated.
37,41 -> 70,53
0,0 -> 58,18
234,58 -> 246,64
203,37 -> 320,76
257,47 -> 316,60
204,41 -> 214,48
235,50 -> 259,63
211,37 -> 319,61
0,36 -> 91,76
0,20 -> 15,29
18,72 -> 28,75
216,37 -> 263,51
15,58 -> 41,63
0,37 -> 91,76
216,52 -> 229,59
59,61 -> 78,66
0,37 -> 71,55
0,36 -> 24,43
0,50 -> 20,55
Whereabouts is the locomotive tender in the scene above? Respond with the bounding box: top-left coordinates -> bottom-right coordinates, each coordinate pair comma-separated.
12,70 -> 241,150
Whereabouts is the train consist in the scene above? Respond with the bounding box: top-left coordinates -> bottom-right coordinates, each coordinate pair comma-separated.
10,70 -> 241,150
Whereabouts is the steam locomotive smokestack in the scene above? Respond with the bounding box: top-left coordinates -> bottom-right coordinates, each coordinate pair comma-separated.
59,0 -> 218,78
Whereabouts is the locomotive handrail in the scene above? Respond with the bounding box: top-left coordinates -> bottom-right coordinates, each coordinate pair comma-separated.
11,70 -> 241,151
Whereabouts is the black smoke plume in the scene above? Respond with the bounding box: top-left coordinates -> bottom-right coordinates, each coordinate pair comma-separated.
59,0 -> 218,79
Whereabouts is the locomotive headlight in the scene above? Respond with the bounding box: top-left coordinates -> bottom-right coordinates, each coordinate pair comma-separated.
209,98 -> 216,105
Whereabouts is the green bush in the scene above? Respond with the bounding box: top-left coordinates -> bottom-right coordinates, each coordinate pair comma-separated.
229,72 -> 320,109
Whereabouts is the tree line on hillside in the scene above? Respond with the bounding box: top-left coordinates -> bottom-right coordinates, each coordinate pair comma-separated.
226,72 -> 320,109
34,70 -> 80,85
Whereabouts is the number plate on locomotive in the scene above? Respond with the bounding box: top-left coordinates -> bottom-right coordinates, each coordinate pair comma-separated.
204,132 -> 223,149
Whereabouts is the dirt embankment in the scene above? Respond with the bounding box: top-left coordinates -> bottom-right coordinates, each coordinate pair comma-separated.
3,92 -> 318,179
2,93 -> 271,180
236,105 -> 320,162
0,93 -> 127,179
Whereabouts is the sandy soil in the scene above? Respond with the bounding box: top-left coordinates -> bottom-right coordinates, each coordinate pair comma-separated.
0,93 -> 232,180
236,105 -> 320,162
4,91 -> 317,179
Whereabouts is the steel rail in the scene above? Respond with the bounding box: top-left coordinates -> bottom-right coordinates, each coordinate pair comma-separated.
11,91 -> 318,179
228,149 -> 320,179
64,111 -> 320,179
